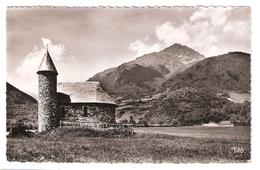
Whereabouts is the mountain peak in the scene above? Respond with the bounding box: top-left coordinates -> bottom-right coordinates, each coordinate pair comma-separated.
89,43 -> 205,96
163,43 -> 193,52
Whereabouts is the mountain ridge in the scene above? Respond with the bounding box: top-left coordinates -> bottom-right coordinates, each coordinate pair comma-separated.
88,43 -> 205,96
160,51 -> 250,94
144,51 -> 251,125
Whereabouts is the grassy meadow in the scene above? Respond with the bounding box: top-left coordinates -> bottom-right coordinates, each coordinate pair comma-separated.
134,126 -> 250,140
6,126 -> 250,163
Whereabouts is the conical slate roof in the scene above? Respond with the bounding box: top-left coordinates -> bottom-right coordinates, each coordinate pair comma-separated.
37,49 -> 58,75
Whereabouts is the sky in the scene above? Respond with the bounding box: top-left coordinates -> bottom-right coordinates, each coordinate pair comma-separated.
6,7 -> 251,94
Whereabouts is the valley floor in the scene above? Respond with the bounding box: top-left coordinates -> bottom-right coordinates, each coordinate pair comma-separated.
134,126 -> 250,140
6,126 -> 250,163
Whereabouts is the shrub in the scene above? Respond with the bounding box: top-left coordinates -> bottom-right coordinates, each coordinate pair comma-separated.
224,102 -> 251,126
137,118 -> 148,127
9,119 -> 32,137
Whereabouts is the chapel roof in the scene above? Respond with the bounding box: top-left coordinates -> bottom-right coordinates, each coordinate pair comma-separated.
57,81 -> 116,105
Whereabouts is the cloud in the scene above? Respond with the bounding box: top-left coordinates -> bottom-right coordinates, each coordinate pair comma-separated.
16,38 -> 67,77
128,38 -> 161,58
128,7 -> 250,57
156,22 -> 189,46
128,22 -> 190,57
190,8 -> 231,26
41,38 -> 66,61
14,38 -> 78,93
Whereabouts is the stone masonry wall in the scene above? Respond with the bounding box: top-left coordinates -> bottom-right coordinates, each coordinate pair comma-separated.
59,103 -> 116,126
38,72 -> 58,132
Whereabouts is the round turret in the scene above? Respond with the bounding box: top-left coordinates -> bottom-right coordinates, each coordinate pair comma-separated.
37,48 -> 59,132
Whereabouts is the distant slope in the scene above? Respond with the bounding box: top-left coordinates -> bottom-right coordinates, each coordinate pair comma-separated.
144,87 -> 251,126
90,64 -> 164,96
144,87 -> 229,125
160,52 -> 250,93
89,43 -> 204,96
145,52 -> 251,126
6,82 -> 38,129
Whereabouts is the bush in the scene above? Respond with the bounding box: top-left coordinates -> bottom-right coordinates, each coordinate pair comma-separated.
137,118 -> 148,127
9,120 -> 32,137
223,102 -> 251,126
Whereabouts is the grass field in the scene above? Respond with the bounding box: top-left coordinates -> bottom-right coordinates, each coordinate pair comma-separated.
6,126 -> 250,163
134,126 -> 250,140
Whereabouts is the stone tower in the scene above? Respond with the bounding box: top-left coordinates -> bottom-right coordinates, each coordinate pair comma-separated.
37,47 -> 59,132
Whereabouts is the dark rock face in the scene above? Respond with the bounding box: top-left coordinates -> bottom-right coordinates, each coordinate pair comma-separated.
38,72 -> 58,132
59,103 -> 116,125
